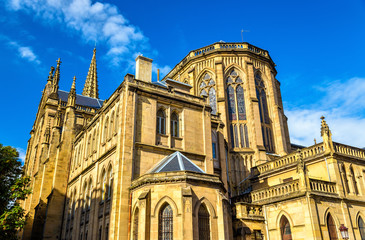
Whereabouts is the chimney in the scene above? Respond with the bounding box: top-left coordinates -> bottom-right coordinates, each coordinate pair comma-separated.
135,55 -> 153,82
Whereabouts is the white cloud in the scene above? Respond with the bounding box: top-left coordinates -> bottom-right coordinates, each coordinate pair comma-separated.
7,0 -> 161,68
16,147 -> 26,164
285,77 -> 365,148
6,40 -> 41,64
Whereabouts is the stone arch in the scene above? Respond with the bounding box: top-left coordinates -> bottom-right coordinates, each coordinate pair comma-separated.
323,207 -> 340,226
193,197 -> 217,218
195,68 -> 216,94
276,210 -> 295,230
355,211 -> 365,228
152,195 -> 180,217
223,64 -> 246,81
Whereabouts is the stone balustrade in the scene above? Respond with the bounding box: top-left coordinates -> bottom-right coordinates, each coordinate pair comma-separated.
309,179 -> 337,194
235,202 -> 264,220
334,142 -> 365,159
251,180 -> 300,203
257,143 -> 325,174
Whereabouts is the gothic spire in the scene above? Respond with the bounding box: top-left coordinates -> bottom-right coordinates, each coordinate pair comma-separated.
82,48 -> 99,98
67,76 -> 76,107
52,58 -> 61,94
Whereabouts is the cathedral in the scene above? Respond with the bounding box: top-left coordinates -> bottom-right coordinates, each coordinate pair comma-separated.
21,42 -> 365,240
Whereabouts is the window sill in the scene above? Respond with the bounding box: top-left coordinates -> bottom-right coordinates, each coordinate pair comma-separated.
172,136 -> 183,140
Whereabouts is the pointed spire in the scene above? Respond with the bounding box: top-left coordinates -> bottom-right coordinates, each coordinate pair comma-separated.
52,58 -> 61,93
82,48 -> 99,98
320,116 -> 334,153
67,76 -> 77,107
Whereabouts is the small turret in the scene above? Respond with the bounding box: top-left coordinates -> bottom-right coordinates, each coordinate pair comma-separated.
320,116 -> 334,153
82,48 -> 99,98
67,76 -> 76,107
52,58 -> 61,94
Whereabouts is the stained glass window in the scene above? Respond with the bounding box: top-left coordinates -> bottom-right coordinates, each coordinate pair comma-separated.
236,86 -> 246,120
230,125 -> 235,148
159,204 -> 173,240
244,125 -> 249,148
280,216 -> 292,240
199,73 -> 217,115
255,72 -> 274,152
198,204 -> 210,240
227,86 -> 236,120
226,69 -> 249,149
208,88 -> 217,115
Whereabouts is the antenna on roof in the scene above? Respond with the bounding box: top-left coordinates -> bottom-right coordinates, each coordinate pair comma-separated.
241,29 -> 250,42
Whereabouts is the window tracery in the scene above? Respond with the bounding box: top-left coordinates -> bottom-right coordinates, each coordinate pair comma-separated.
226,69 -> 249,148
159,203 -> 173,240
255,72 -> 274,152
198,204 -> 210,240
199,73 -> 217,115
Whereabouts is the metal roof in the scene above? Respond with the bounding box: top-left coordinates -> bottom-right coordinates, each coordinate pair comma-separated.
58,90 -> 104,109
147,151 -> 205,173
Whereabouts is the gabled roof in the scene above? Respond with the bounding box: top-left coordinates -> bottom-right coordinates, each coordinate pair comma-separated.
58,90 -> 104,109
147,151 -> 205,174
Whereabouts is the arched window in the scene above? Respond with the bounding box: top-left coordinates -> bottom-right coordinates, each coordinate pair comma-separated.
83,183 -> 88,212
198,204 -> 210,240
101,170 -> 106,202
87,180 -> 92,210
350,166 -> 359,195
226,69 -> 249,149
341,165 -> 350,194
359,216 -> 365,240
159,204 -> 173,240
280,216 -> 292,240
87,135 -> 92,157
110,112 -> 114,139
171,112 -> 179,137
107,166 -> 113,199
114,107 -> 119,133
133,208 -> 139,240
105,224 -> 109,240
92,130 -> 96,153
104,117 -> 109,142
98,227 -> 102,240
157,109 -> 166,135
327,213 -> 338,240
72,189 -> 76,218
255,72 -> 274,153
199,73 -> 217,115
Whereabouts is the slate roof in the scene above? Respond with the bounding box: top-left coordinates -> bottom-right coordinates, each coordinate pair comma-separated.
152,81 -> 167,88
58,90 -> 104,109
147,151 -> 205,174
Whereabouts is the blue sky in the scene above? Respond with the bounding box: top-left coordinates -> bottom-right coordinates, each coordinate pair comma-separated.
1,0 -> 365,161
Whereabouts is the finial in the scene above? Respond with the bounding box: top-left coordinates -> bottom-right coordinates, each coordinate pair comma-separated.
57,58 -> 62,65
82,48 -> 99,98
47,66 -> 55,82
320,116 -> 325,120
72,76 -> 76,89
93,48 -> 96,54
314,138 -> 317,144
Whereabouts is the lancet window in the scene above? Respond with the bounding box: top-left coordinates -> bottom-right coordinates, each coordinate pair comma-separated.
198,204 -> 211,240
133,208 -> 139,240
226,69 -> 249,148
327,213 -> 338,240
104,117 -> 109,143
107,166 -> 113,199
255,72 -> 274,152
171,112 -> 179,137
359,216 -> 365,240
199,73 -> 217,115
280,216 -> 292,240
101,170 -> 107,202
159,203 -> 173,240
157,109 -> 166,135
350,165 -> 359,195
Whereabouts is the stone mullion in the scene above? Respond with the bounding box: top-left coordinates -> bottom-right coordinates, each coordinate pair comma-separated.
245,61 -> 266,162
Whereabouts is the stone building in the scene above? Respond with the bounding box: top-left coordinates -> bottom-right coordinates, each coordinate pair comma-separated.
21,42 -> 365,240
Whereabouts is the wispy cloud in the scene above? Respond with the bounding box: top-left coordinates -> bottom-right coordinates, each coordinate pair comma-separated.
286,77 -> 365,148
0,34 -> 41,65
7,0 -> 167,70
16,147 -> 26,165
